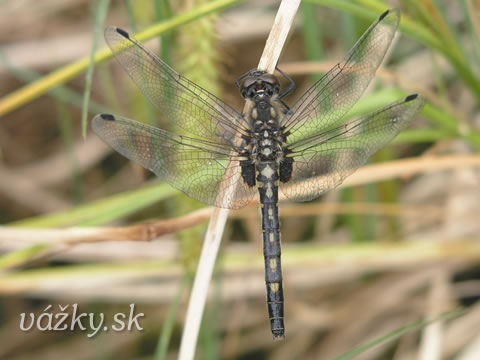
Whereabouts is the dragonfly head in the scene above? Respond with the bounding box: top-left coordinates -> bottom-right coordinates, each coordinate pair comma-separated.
239,71 -> 280,101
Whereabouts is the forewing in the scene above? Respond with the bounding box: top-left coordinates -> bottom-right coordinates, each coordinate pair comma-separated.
281,9 -> 400,144
104,27 -> 248,143
280,94 -> 424,201
92,114 -> 256,209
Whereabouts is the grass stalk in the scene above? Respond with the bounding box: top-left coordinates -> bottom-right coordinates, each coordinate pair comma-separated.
333,308 -> 466,360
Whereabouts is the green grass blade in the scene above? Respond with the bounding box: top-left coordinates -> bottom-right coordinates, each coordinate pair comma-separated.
123,0 -> 158,126
394,128 -> 453,144
300,2 -> 324,83
155,0 -> 173,62
462,0 -> 480,68
432,0 -> 467,60
56,100 -> 83,202
11,183 -> 179,228
0,244 -> 51,270
154,273 -> 190,360
0,0 -> 242,117
332,308 -> 466,360
0,51 -> 108,115
82,0 -> 111,139
305,0 -> 443,56
305,0 -> 480,100
123,0 -> 138,31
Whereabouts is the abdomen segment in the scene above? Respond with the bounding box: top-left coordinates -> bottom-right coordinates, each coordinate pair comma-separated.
257,161 -> 285,340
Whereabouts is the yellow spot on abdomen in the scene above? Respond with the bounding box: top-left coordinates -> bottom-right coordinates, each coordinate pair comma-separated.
269,258 -> 277,272
266,183 -> 273,199
269,231 -> 274,243
268,207 -> 273,220
270,282 -> 280,293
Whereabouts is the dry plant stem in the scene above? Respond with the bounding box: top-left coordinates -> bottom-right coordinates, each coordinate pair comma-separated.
178,0 -> 301,358
0,207 -> 213,245
0,202 -> 439,253
0,202 -> 441,247
419,272 -> 449,360
341,154 -> 480,187
3,153 -> 480,246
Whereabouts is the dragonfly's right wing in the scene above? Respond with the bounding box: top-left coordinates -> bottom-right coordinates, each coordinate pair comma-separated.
279,94 -> 424,202
281,9 -> 400,145
92,114 -> 256,209
104,27 -> 250,145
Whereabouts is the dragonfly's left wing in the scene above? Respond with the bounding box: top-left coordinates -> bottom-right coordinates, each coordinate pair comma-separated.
279,94 -> 424,202
92,114 -> 256,209
104,27 -> 249,145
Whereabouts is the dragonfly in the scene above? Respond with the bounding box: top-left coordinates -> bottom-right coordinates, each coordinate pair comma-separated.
92,8 -> 424,340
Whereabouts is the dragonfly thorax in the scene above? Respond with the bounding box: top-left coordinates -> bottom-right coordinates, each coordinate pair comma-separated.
249,101 -> 283,162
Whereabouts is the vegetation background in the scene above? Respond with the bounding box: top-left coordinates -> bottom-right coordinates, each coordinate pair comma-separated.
0,0 -> 479,359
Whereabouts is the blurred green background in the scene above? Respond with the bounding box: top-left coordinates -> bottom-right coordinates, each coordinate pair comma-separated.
0,0 -> 480,359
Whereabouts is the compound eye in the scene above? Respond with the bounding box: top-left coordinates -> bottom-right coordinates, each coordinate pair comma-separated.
248,89 -> 256,98
260,73 -> 279,86
241,76 -> 257,90
241,89 -> 247,98
274,85 -> 280,93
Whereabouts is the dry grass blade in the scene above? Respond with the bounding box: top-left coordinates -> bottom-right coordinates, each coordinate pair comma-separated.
0,207 -> 213,246
342,154 -> 480,187
178,0 -> 302,358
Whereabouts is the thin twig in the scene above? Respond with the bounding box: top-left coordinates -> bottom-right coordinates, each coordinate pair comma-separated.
178,1 -> 301,359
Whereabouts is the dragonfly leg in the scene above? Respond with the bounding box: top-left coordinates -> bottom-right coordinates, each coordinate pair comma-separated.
275,67 -> 295,99
278,98 -> 291,113
222,133 -> 248,153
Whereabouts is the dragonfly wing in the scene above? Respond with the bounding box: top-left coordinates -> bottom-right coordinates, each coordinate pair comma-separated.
104,27 -> 249,144
281,9 -> 400,145
92,114 -> 256,209
279,94 -> 424,202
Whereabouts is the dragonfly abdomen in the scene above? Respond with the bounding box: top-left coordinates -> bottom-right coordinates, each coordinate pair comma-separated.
257,161 -> 285,340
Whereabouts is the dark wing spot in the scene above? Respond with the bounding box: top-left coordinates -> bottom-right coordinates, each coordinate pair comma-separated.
100,114 -> 116,121
405,94 -> 418,102
116,27 -> 130,39
379,9 -> 390,21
